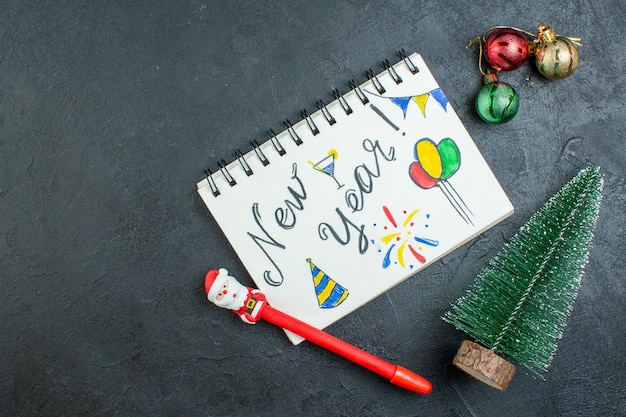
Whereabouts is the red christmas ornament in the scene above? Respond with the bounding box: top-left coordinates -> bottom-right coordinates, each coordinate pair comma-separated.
484,28 -> 529,72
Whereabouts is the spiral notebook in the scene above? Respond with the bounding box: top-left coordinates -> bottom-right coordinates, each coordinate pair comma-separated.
197,52 -> 513,344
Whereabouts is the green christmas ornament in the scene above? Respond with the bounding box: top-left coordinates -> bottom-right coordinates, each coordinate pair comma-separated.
475,72 -> 520,124
443,166 -> 604,390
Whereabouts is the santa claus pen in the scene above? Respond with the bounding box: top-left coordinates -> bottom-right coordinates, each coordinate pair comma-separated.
204,268 -> 432,394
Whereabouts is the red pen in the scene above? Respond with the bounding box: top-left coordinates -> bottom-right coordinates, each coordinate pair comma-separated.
205,268 -> 432,395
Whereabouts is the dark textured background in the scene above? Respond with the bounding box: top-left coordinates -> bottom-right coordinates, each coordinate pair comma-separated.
1,1 -> 624,416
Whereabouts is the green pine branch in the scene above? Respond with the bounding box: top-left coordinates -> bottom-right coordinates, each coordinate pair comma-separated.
443,166 -> 604,376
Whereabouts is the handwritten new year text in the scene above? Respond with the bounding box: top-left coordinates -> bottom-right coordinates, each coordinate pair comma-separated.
247,139 -> 395,286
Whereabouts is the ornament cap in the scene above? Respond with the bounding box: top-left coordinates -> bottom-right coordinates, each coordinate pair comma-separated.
537,23 -> 556,43
483,72 -> 499,84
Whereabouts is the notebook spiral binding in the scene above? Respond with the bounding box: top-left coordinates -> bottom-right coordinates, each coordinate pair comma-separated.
203,49 -> 419,197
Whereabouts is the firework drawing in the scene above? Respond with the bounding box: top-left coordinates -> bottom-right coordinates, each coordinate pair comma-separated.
374,206 -> 439,269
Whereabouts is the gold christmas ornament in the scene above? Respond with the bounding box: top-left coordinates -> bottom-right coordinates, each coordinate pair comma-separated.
532,23 -> 581,80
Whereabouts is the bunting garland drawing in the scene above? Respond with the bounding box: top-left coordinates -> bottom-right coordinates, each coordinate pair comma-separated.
367,88 -> 449,119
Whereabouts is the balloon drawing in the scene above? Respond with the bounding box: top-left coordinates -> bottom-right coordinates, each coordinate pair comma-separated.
409,138 -> 474,225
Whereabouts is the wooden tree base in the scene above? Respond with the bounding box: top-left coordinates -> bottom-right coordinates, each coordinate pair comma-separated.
452,340 -> 517,391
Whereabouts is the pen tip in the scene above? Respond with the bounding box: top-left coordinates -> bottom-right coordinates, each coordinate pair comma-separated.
390,365 -> 433,394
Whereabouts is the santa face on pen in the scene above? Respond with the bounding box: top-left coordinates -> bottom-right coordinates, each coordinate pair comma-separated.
206,268 -> 247,310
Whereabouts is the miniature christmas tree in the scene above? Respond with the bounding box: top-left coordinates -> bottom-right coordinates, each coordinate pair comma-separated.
443,166 -> 604,390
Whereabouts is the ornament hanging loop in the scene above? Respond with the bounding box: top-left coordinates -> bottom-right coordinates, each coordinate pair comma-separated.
535,23 -> 583,46
465,36 -> 481,49
482,24 -> 583,47
482,25 -> 535,41
466,36 -> 488,76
